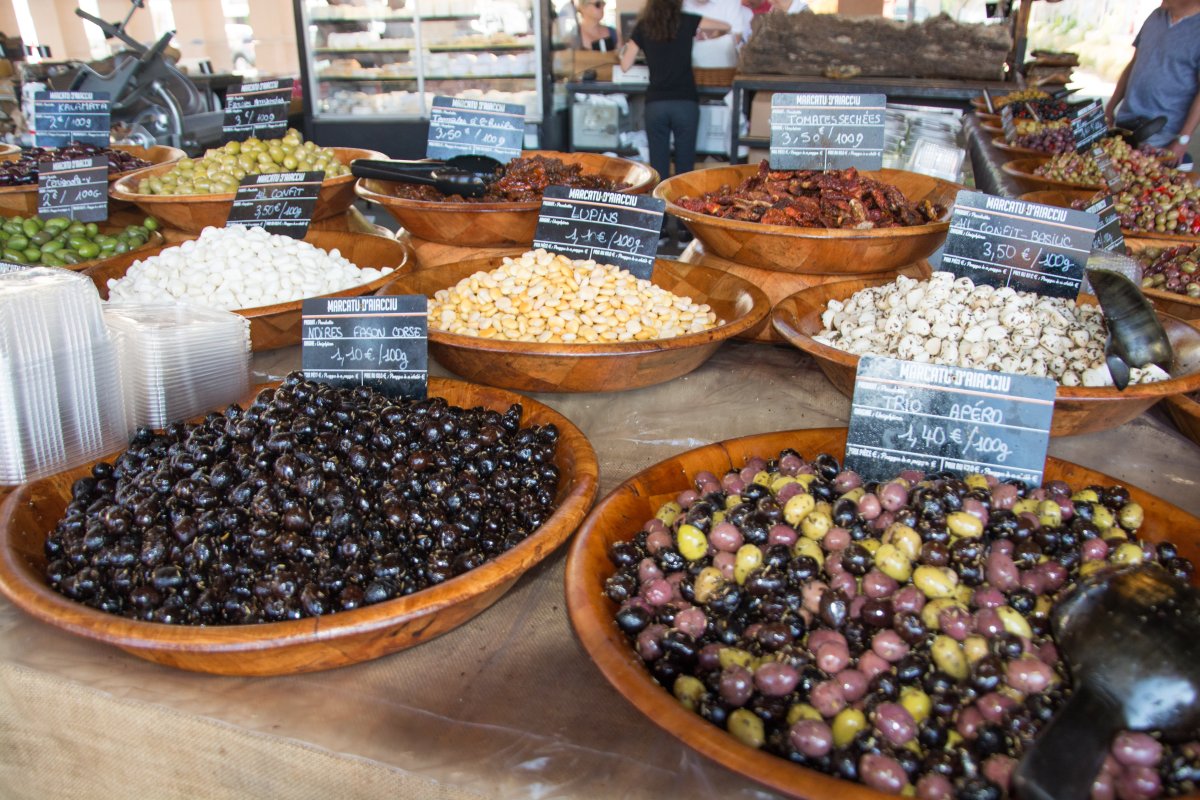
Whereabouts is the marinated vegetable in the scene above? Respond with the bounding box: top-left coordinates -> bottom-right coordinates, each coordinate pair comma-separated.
385,154 -> 630,203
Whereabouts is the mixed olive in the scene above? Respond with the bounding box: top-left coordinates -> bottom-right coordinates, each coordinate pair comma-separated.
45,373 -> 562,625
1136,244 -> 1200,300
0,215 -> 159,267
605,449 -> 1198,798
135,129 -> 348,195
0,143 -> 152,187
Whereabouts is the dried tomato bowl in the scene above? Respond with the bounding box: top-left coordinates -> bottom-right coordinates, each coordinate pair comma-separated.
653,164 -> 964,275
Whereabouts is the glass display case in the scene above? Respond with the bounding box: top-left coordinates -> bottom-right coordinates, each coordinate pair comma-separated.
295,0 -> 546,133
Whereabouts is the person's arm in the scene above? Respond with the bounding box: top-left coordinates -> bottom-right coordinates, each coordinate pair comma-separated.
1167,87 -> 1200,162
619,39 -> 639,72
695,16 -> 731,40
1105,55 -> 1135,126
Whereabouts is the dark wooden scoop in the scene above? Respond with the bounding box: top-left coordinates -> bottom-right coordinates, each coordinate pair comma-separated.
1013,564 -> 1200,800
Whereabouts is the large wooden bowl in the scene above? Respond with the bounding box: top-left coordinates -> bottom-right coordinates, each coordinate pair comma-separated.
1003,157 -> 1101,194
1021,189 -> 1200,245
108,146 -> 383,233
374,255 -> 770,392
0,144 -> 186,217
1124,238 -> 1200,321
355,151 -> 659,247
980,121 -> 1003,136
84,230 -> 411,351
0,378 -> 599,676
770,276 -> 1200,436
991,136 -> 1055,157
653,165 -> 962,274
565,427 -> 1200,800
1164,390 -> 1200,448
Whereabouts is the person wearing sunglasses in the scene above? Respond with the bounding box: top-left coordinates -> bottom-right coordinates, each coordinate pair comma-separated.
577,0 -> 621,52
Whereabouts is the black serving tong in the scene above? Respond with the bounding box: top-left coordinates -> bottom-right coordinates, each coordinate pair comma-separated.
350,154 -> 503,198
1012,564 -> 1200,800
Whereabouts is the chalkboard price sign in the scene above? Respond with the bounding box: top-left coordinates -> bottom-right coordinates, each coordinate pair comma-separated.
844,355 -> 1056,486
33,91 -> 111,148
941,189 -> 1100,299
37,155 -> 108,222
768,93 -> 886,171
1090,144 -> 1125,192
1001,104 -> 1017,143
532,186 -> 665,279
427,95 -> 524,162
1071,101 -> 1108,154
223,79 -> 293,142
301,295 -> 429,400
226,171 -> 323,238
1086,195 -> 1125,253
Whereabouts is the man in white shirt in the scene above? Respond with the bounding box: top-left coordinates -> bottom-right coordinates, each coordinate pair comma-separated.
684,0 -> 754,43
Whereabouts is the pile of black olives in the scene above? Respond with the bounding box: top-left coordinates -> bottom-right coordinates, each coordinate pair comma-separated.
0,143 -> 152,187
605,449 -> 1198,799
45,373 -> 561,625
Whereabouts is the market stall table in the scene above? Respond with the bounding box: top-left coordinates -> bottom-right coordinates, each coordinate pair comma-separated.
3,341 -> 1200,799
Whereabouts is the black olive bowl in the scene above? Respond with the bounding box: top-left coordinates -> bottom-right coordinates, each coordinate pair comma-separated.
0,378 -> 599,676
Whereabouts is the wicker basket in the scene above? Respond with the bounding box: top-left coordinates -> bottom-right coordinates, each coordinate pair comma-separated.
694,67 -> 736,87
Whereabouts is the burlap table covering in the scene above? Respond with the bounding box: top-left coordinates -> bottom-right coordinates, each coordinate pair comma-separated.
3,341 -> 1199,799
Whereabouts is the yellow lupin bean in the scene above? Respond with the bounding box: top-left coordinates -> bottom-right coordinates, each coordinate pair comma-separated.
874,543 -> 913,582
656,501 -> 681,527
787,703 -> 823,725
734,544 -> 764,585
1119,502 -> 1145,530
728,709 -> 765,748
1110,541 -> 1145,566
800,510 -> 833,541
792,537 -> 825,567
946,511 -> 983,538
676,523 -> 708,562
693,567 -> 725,604
913,565 -> 959,599
673,675 -> 706,710
784,493 -> 815,526
931,635 -> 969,680
995,605 -> 1034,639
832,708 -> 867,747
899,687 -> 931,724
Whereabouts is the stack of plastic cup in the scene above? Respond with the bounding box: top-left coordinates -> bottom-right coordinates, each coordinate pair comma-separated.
0,267 -> 128,485
103,304 -> 251,431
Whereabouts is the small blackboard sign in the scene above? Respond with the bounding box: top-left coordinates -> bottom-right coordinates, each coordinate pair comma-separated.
37,155 -> 108,222
226,171 -> 323,238
427,95 -> 524,162
844,355 -> 1056,486
222,79 -> 292,142
33,91 -> 110,148
1090,144 -> 1124,192
301,295 -> 429,400
532,186 -> 665,279
982,89 -> 996,114
1086,195 -> 1125,253
768,93 -> 886,171
1071,101 -> 1108,154
1001,105 -> 1016,143
941,189 -> 1099,299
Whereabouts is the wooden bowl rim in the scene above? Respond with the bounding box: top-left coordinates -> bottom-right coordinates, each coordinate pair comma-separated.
353,150 -> 659,213
653,165 -> 960,242
564,425 -> 1200,800
769,275 -> 1200,401
1001,158 -> 1102,192
377,257 -> 772,356
990,137 -> 1055,157
0,377 -> 600,657
85,230 -> 410,318
1164,388 -> 1200,418
108,146 -> 386,203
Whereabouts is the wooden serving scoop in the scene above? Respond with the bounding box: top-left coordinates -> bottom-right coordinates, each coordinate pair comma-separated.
1086,269 -> 1173,390
1013,564 -> 1200,800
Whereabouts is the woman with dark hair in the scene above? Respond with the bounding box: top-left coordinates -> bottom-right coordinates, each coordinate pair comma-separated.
619,0 -> 729,186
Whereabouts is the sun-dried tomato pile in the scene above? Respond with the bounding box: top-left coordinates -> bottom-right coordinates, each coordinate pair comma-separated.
675,162 -> 945,229
388,154 -> 629,203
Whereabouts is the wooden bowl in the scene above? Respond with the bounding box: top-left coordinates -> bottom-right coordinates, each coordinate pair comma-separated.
653,165 -> 963,275
770,276 -> 1200,436
1021,190 -> 1200,244
0,378 -> 599,676
980,121 -> 1003,136
977,111 -> 1001,125
1002,157 -> 1101,194
1164,390 -> 1200,448
0,144 -> 186,217
84,230 -> 411,351
373,255 -> 771,392
565,427 -> 1200,800
355,151 -> 658,247
108,146 -> 384,233
1123,238 -> 1200,321
991,137 -> 1055,158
